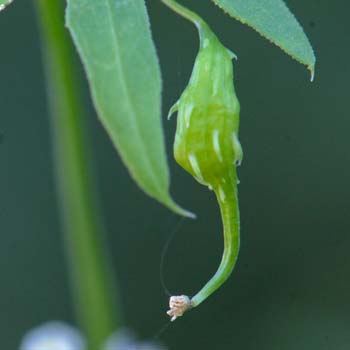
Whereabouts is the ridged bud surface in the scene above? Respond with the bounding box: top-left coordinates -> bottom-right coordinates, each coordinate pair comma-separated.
169,30 -> 242,191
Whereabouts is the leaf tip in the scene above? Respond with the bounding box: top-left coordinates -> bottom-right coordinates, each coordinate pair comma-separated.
309,65 -> 315,82
0,0 -> 13,12
165,197 -> 196,219
174,205 -> 197,219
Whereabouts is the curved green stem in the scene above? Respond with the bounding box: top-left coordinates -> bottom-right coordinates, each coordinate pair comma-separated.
160,0 -> 213,45
35,0 -> 120,348
167,171 -> 240,320
191,171 -> 240,307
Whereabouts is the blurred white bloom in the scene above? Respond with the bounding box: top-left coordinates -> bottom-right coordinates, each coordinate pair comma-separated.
20,322 -> 166,350
20,321 -> 86,350
103,328 -> 137,350
103,328 -> 166,350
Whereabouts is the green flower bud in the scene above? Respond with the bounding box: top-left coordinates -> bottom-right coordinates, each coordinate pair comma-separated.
169,28 -> 242,191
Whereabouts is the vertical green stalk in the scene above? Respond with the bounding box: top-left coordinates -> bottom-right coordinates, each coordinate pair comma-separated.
35,0 -> 119,348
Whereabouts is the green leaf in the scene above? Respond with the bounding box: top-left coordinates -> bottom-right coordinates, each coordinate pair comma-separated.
211,0 -> 316,79
66,0 -> 193,217
0,0 -> 13,11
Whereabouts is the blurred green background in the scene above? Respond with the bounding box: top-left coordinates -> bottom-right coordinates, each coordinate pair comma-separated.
1,0 -> 349,349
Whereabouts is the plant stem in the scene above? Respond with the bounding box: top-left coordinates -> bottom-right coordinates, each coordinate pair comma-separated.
160,0 -> 212,43
35,0 -> 120,348
191,172 -> 240,307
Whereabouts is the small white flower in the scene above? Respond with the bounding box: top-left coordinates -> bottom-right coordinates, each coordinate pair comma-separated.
20,321 -> 86,350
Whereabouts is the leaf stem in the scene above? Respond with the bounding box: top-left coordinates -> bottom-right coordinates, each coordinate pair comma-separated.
34,0 -> 120,348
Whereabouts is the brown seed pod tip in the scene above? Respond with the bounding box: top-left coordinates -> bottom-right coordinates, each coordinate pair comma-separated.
166,295 -> 192,321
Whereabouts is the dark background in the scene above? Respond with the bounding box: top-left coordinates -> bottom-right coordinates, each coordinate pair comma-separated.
1,0 -> 349,349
